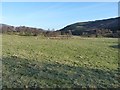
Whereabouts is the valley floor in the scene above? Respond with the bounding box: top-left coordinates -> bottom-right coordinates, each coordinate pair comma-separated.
2,35 -> 119,88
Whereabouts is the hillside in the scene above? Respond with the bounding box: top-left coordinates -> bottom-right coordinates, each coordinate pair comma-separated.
59,17 -> 120,37
1,17 -> 120,37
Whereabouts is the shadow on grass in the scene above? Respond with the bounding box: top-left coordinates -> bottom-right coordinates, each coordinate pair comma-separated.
109,45 -> 120,49
2,56 -> 119,88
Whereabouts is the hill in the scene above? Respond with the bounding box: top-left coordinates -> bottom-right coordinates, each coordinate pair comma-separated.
1,17 -> 120,37
59,17 -> 120,37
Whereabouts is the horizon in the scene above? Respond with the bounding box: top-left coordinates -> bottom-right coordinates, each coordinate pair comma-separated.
2,2 -> 118,30
1,16 -> 119,30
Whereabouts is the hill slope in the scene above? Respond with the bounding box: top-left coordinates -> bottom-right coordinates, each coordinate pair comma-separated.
1,17 -> 120,37
59,17 -> 120,37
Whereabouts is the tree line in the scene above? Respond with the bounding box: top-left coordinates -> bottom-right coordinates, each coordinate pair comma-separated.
1,25 -> 73,37
1,24 -> 119,38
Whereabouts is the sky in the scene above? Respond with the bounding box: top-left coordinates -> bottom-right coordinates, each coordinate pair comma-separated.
2,2 -> 118,30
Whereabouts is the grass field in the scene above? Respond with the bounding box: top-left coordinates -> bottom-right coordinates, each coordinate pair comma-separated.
2,34 -> 119,88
